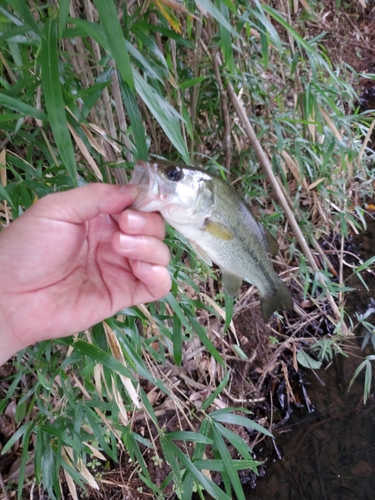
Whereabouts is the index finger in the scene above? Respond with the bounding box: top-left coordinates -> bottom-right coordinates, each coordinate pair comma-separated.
30,183 -> 140,224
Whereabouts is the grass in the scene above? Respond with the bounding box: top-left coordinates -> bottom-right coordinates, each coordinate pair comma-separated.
1,0 -> 375,498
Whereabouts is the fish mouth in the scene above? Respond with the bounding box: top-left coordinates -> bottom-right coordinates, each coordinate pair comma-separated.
129,160 -> 161,210
130,160 -> 153,186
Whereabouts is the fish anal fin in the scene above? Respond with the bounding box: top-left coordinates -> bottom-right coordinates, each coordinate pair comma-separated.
204,220 -> 234,241
189,240 -> 212,266
261,281 -> 293,322
222,271 -> 243,296
260,224 -> 279,256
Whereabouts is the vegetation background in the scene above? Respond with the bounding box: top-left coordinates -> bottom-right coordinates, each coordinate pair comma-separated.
0,0 -> 374,498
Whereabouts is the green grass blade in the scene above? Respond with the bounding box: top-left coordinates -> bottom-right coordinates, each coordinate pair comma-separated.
0,92 -> 47,120
41,444 -> 57,500
120,81 -> 148,160
133,70 -> 190,163
261,3 -> 313,54
187,313 -> 225,367
58,0 -> 70,38
192,419 -> 211,461
2,422 -> 28,454
164,293 -> 190,329
17,422 -> 35,500
0,183 -> 12,204
181,472 -> 195,500
212,423 -> 245,500
6,0 -> 42,37
166,431 -> 213,444
85,406 -> 117,461
172,314 -> 182,366
210,410 -> 273,437
94,0 -> 134,90
217,1 -> 234,71
167,440 -> 231,500
41,19 -> 77,181
194,459 -> 259,471
65,340 -> 133,378
201,369 -> 231,411
196,0 -> 241,40
214,422 -> 255,463
123,426 -> 153,485
160,435 -> 183,492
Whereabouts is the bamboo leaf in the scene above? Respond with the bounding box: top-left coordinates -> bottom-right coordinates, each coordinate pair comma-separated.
172,314 -> 182,366
212,423 -> 245,500
2,423 -> 28,454
134,70 -> 190,163
120,81 -> 148,160
41,19 -> 77,180
165,431 -> 214,444
167,441 -> 231,500
194,459 -> 259,471
210,410 -> 273,437
58,0 -> 70,38
6,0 -> 42,37
297,350 -> 322,370
0,92 -> 47,120
201,369 -> 231,411
196,0 -> 241,40
94,1 -> 134,90
214,422 -> 255,462
65,340 -> 133,379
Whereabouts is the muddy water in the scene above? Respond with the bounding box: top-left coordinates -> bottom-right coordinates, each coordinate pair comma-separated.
244,216 -> 375,499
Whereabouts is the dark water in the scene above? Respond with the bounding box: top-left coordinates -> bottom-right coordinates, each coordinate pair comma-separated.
244,356 -> 375,499
244,217 -> 375,499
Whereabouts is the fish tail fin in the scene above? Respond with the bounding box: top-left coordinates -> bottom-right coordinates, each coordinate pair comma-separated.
261,281 -> 293,323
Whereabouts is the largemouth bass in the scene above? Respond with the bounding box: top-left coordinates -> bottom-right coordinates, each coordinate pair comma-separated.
130,160 -> 293,322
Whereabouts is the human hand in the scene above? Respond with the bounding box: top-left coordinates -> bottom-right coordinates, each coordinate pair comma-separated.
0,183 -> 171,363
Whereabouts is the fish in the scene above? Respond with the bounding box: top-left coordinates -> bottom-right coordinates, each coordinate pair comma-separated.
130,160 -> 293,322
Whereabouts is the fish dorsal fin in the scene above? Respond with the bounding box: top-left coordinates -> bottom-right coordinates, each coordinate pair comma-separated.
204,220 -> 234,240
259,223 -> 279,256
188,240 -> 212,266
222,271 -> 242,296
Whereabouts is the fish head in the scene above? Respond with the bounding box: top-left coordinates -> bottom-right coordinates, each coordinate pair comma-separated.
130,160 -> 215,225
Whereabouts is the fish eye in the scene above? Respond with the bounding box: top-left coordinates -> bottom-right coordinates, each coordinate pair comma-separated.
165,166 -> 183,182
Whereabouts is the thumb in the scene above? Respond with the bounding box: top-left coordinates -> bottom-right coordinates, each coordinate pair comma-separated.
30,183 -> 140,223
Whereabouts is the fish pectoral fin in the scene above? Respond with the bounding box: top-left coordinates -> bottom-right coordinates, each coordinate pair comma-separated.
204,220 -> 234,240
188,240 -> 212,266
221,271 -> 243,296
259,223 -> 279,255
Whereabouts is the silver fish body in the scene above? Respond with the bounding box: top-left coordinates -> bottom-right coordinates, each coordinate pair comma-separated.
130,160 -> 293,322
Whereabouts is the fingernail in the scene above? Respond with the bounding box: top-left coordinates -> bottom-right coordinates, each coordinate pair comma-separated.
119,234 -> 138,250
126,211 -> 146,231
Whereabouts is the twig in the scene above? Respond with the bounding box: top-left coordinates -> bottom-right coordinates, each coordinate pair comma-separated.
0,471 -> 10,500
109,60 -> 134,178
357,119 -> 375,176
211,48 -> 232,171
190,11 -> 204,157
311,236 -> 338,277
339,232 -> 345,307
170,39 -> 187,146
